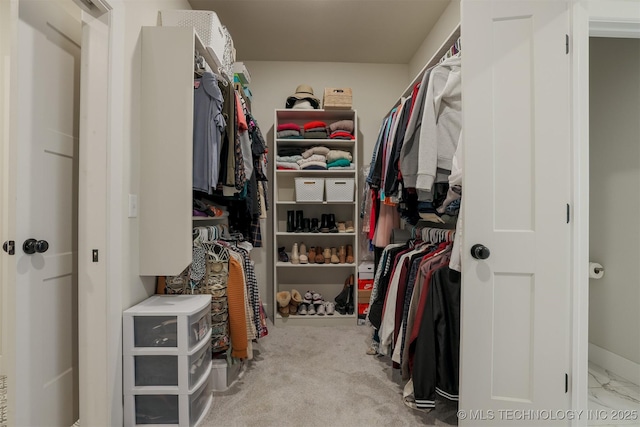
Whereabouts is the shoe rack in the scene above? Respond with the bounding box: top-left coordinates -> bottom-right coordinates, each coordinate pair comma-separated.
123,295 -> 213,427
273,109 -> 358,326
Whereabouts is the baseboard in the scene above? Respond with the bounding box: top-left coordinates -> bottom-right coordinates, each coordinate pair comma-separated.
589,342 -> 640,385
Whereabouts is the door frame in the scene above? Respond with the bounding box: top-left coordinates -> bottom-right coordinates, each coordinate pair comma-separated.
571,1 -> 640,425
0,0 -> 125,424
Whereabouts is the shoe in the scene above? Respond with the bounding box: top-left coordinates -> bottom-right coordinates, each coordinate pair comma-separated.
291,243 -> 300,264
328,214 -> 338,233
302,218 -> 310,233
304,291 -> 313,304
298,303 -> 308,315
299,243 -> 308,264
345,280 -> 354,315
330,247 -> 339,264
289,303 -> 298,315
291,289 -> 303,306
308,303 -> 316,315
287,210 -> 295,233
345,220 -> 355,233
308,247 -> 316,264
346,244 -> 354,263
338,245 -> 346,264
323,247 -> 331,264
310,218 -> 320,233
337,222 -> 346,233
295,210 -> 304,232
325,302 -> 335,315
278,246 -> 289,263
320,214 -> 329,233
314,246 -> 325,263
312,292 -> 323,304
316,303 -> 326,316
277,291 -> 291,317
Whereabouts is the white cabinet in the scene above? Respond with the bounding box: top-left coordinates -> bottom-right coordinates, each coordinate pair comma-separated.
272,109 -> 359,326
123,295 -> 213,427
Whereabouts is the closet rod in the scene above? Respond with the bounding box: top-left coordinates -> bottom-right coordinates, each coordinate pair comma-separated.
387,23 -> 461,115
194,30 -> 230,84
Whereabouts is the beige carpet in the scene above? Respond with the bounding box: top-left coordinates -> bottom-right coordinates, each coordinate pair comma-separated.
203,323 -> 457,426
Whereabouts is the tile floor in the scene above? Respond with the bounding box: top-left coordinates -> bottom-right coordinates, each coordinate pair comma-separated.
588,362 -> 640,426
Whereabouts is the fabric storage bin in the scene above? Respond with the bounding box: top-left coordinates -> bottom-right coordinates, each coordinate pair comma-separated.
295,177 -> 324,202
325,178 -> 355,202
322,88 -> 353,110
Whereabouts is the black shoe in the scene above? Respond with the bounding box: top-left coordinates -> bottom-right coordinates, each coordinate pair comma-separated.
310,218 -> 320,233
302,218 -> 310,233
295,210 -> 304,233
287,211 -> 295,233
320,214 -> 329,233
346,284 -> 354,315
278,247 -> 289,262
328,214 -> 338,233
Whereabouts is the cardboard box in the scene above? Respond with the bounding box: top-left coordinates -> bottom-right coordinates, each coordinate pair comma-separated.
357,303 -> 369,317
358,289 -> 372,304
358,262 -> 374,280
358,279 -> 374,291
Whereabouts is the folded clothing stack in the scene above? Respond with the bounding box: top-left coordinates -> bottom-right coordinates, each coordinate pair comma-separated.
328,119 -> 355,140
277,123 -> 302,139
276,147 -> 306,170
298,153 -> 327,170
326,149 -> 354,169
303,121 -> 328,139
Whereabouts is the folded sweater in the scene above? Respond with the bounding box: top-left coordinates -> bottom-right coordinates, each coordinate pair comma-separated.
329,130 -> 355,140
304,130 -> 328,139
277,129 -> 301,138
301,161 -> 327,170
328,119 -> 354,133
297,154 -> 327,165
276,155 -> 303,163
303,120 -> 327,131
327,159 -> 351,168
302,146 -> 330,158
326,149 -> 353,163
277,123 -> 301,132
275,161 -> 300,170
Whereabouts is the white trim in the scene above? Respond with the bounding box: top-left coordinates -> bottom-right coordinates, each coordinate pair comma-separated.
590,20 -> 640,38
589,343 -> 640,387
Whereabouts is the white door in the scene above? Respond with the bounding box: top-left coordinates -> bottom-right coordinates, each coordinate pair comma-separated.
460,1 -> 572,425
14,1 -> 81,425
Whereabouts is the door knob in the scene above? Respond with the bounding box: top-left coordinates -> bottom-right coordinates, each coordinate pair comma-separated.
2,240 -> 15,255
23,239 -> 49,255
471,244 -> 490,260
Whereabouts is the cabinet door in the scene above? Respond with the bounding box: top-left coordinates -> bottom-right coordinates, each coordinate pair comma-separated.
140,27 -> 194,276
460,1 -> 572,424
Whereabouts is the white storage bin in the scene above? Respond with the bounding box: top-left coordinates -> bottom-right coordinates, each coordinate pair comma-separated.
295,177 -> 324,202
211,359 -> 245,391
159,10 -> 233,79
325,178 -> 355,202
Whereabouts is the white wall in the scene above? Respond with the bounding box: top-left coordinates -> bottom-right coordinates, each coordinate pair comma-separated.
242,60 -> 409,314
589,37 -> 640,366
408,0 -> 460,79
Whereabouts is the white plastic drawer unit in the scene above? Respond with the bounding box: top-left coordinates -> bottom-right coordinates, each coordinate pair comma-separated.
135,394 -> 180,425
134,355 -> 179,386
188,342 -> 211,389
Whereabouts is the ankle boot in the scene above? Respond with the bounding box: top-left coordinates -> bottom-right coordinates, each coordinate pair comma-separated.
295,210 -> 304,232
310,218 -> 320,233
302,218 -> 310,233
278,246 -> 289,262
314,246 -> 325,263
291,243 -> 300,264
308,246 -> 316,264
323,247 -> 331,264
338,245 -> 346,264
320,214 -> 329,233
299,242 -> 308,264
287,210 -> 295,233
328,214 -> 338,233
330,247 -> 339,264
346,244 -> 354,263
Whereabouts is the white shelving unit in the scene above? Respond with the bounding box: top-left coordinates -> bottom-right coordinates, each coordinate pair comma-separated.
123,295 -> 213,427
273,109 -> 359,326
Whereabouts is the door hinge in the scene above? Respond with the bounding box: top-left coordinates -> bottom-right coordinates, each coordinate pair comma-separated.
566,204 -> 570,223
92,249 -> 99,262
565,373 -> 569,393
566,34 -> 570,54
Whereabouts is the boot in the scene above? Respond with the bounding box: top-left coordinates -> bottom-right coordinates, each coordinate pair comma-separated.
302,218 -> 310,233
328,214 -> 338,233
338,245 -> 346,264
346,244 -> 354,263
277,291 -> 291,317
320,214 -> 329,233
314,246 -> 325,263
289,289 -> 302,315
330,247 -> 339,264
287,210 -> 295,233
323,247 -> 331,264
291,243 -> 300,264
346,283 -> 354,315
295,210 -> 304,232
308,246 -> 316,264
299,243 -> 308,264
278,246 -> 289,263
310,218 -> 320,233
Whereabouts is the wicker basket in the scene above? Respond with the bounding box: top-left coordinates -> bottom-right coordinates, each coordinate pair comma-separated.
295,178 -> 324,202
323,88 -> 353,110
325,178 -> 355,202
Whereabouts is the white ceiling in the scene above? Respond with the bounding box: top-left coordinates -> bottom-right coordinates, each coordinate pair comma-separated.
188,0 -> 451,64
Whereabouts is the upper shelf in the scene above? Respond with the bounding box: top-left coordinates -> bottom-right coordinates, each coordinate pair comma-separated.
275,109 -> 356,122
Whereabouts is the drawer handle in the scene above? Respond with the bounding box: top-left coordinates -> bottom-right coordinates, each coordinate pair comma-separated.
333,181 -> 347,185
